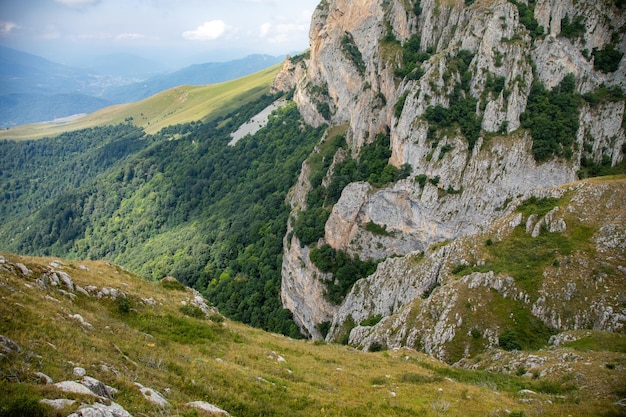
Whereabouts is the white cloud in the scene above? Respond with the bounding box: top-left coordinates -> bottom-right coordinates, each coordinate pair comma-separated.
116,33 -> 146,41
259,23 -> 271,38
182,20 -> 231,41
54,0 -> 101,7
0,21 -> 19,34
261,22 -> 309,44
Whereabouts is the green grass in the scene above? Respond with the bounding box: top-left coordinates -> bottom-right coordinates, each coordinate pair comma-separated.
418,361 -> 576,396
0,63 -> 282,140
463,227 -> 575,293
563,332 -> 626,353
515,196 -> 560,218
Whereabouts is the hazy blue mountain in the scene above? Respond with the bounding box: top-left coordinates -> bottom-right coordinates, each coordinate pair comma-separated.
76,53 -> 170,78
101,54 -> 285,103
0,93 -> 112,127
0,46 -> 92,96
0,47 -> 284,127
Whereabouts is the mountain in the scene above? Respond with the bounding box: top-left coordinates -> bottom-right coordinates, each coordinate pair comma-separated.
0,0 -> 625,413
0,46 -> 92,96
274,0 -> 626,361
100,54 -> 285,103
0,47 -> 284,127
75,53 -> 169,78
0,46 -> 115,127
0,63 -> 282,140
2,253 -> 623,416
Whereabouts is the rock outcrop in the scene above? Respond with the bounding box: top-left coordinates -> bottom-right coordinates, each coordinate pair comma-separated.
276,0 -> 626,359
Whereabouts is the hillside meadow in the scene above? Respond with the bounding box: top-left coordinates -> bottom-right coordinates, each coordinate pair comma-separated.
2,253 -> 624,417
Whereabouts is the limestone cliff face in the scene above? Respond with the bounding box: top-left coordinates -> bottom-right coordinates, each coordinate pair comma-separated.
276,0 -> 626,356
339,179 -> 626,362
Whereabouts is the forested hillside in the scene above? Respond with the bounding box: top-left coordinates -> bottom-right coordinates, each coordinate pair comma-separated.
0,93 -> 325,336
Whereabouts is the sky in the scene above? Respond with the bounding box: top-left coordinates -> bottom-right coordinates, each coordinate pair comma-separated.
0,0 -> 320,67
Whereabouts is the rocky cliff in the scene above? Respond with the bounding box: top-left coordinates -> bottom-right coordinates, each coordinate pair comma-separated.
276,0 -> 626,360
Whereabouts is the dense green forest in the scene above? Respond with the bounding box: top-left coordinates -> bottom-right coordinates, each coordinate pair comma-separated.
0,124 -> 149,221
0,94 -> 324,337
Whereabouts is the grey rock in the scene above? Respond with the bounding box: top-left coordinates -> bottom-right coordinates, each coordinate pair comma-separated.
67,401 -> 132,417
15,263 -> 31,276
0,335 -> 20,354
57,271 -> 75,291
187,401 -> 232,416
35,371 -> 54,384
40,399 -> 75,410
54,381 -> 100,397
135,382 -> 169,407
81,376 -> 116,399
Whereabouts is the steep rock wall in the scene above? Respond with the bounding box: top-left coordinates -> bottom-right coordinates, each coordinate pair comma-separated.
276,0 -> 626,344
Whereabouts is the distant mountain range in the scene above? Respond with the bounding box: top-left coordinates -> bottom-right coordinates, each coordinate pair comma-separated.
101,54 -> 284,103
0,46 -> 284,127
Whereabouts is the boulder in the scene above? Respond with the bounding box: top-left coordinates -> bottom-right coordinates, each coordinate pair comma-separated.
67,401 -> 132,417
82,376 -> 117,399
135,382 -> 170,407
187,401 -> 232,416
54,381 -> 100,397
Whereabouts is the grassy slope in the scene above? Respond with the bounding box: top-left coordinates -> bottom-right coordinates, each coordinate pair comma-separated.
1,253 -> 624,417
0,64 -> 281,141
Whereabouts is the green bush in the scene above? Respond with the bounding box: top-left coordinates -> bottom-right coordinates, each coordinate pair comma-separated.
394,92 -> 408,117
360,314 -> 383,326
414,174 -> 428,188
365,221 -> 393,236
510,0 -> 544,39
424,51 -> 482,150
395,35 -> 429,80
316,321 -> 331,338
498,330 -> 522,351
559,15 -> 586,40
117,297 -> 131,314
293,207 -> 331,246
180,303 -> 205,319
369,341 -> 384,352
413,0 -> 422,15
593,44 -> 624,73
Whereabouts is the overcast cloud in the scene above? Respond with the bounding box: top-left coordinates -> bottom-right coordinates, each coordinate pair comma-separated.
0,0 -> 319,67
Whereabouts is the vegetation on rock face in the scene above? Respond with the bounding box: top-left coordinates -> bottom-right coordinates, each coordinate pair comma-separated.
592,43 -> 624,73
559,15 -> 586,41
294,132 -> 411,247
341,32 -> 366,75
509,0 -> 544,39
424,50 -> 482,150
521,74 -> 581,162
394,35 -> 429,80
310,244 -> 378,304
